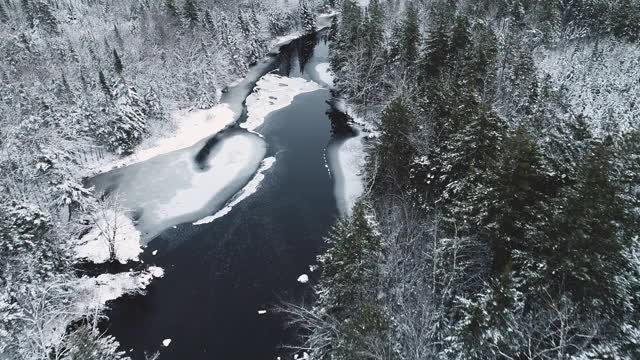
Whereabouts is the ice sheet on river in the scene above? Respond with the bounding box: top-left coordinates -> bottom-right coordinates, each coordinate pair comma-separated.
242,74 -> 322,132
91,131 -> 267,241
327,131 -> 367,216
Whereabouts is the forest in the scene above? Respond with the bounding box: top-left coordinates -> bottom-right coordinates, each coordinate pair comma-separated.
0,0 -> 317,358
2,0 -> 640,359
288,0 -> 640,359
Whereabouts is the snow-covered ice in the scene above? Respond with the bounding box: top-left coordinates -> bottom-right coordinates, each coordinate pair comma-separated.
243,74 -> 322,132
297,274 -> 309,283
258,309 -> 267,315
74,210 -> 142,264
91,131 -> 267,241
315,63 -> 335,88
327,132 -> 367,216
162,339 -> 172,347
194,157 -> 276,225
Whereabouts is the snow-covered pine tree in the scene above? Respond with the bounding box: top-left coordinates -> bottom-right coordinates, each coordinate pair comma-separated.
183,0 -> 199,28
371,97 -> 415,194
112,49 -> 123,74
97,78 -> 148,155
299,0 -> 316,34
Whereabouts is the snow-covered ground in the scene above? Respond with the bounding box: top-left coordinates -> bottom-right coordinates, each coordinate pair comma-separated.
243,74 -> 322,132
33,267 -> 164,352
75,210 -> 142,264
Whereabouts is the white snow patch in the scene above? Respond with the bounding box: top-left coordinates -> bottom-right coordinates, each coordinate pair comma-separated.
162,339 -> 172,347
193,157 -> 276,225
75,210 -> 142,264
75,267 -> 164,312
243,74 -> 322,132
315,63 -> 335,87
327,132 -> 367,217
297,274 -> 309,283
270,32 -> 302,52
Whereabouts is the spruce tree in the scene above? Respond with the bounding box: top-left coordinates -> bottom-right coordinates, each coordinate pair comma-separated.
399,1 -> 420,68
419,14 -> 450,85
183,0 -> 199,28
113,49 -> 123,74
164,0 -> 177,18
0,2 -> 8,23
98,70 -> 111,98
373,97 -> 415,193
299,0 -> 316,34
317,203 -> 388,358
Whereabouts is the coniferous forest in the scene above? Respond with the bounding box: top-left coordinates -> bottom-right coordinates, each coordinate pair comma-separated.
289,0 -> 640,359
2,0 -> 640,359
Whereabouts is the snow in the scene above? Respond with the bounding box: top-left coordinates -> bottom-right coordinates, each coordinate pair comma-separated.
297,274 -> 309,283
162,339 -> 172,347
537,39 -> 640,134
143,132 -> 267,238
269,32 -> 302,52
193,157 -> 276,225
315,63 -> 335,88
90,104 -> 237,175
75,267 -> 164,313
74,210 -> 142,264
243,74 -> 322,132
327,132 -> 367,216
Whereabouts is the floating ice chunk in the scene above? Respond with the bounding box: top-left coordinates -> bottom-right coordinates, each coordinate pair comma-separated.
148,266 -> 164,278
309,265 -> 318,273
162,339 -> 172,347
258,309 -> 267,315
152,250 -> 158,256
297,274 -> 309,284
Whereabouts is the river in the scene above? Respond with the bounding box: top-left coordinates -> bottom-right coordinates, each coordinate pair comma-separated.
94,25 -> 360,360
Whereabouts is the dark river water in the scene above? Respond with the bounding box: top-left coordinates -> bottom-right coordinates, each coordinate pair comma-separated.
100,28 -> 352,360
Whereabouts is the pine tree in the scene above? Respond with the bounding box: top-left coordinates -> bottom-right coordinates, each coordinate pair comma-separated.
611,0 -> 640,41
113,24 -> 124,48
21,0 -> 33,28
164,0 -> 177,18
299,0 -> 316,34
399,0 -> 420,68
98,70 -> 111,98
317,202 -> 389,359
112,49 -> 123,74
363,0 -> 384,53
98,79 -> 148,155
0,2 -> 8,23
372,97 -> 415,193
418,14 -> 450,85
183,0 -> 199,27
34,0 -> 58,34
